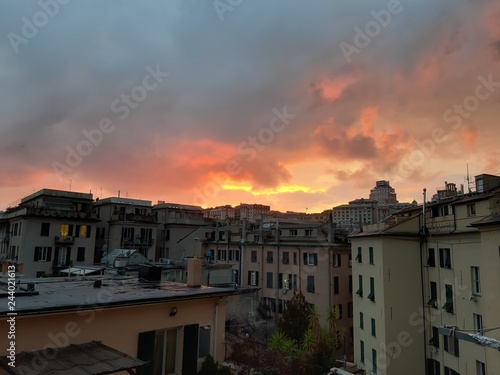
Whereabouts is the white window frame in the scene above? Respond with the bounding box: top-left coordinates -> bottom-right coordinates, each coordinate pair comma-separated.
473,313 -> 483,334
249,271 -> 257,286
37,247 -> 50,261
333,254 -> 341,267
471,266 -> 481,295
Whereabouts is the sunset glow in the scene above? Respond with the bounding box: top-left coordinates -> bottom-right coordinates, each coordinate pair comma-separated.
1,1 -> 500,212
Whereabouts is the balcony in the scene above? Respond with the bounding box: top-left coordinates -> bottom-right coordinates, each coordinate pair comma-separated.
25,207 -> 95,220
55,235 -> 75,245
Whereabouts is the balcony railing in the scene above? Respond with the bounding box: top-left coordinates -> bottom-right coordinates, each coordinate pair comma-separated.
54,235 -> 75,244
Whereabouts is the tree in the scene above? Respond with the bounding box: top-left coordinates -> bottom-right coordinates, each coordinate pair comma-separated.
278,291 -> 310,343
198,355 -> 218,375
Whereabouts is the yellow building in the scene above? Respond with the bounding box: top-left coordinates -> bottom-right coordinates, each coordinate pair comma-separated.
0,272 -> 258,375
351,174 -> 500,375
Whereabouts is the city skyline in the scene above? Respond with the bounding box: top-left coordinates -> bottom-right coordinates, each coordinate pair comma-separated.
1,1 -> 500,213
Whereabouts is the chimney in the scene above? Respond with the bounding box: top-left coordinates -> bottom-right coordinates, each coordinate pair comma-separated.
187,258 -> 202,287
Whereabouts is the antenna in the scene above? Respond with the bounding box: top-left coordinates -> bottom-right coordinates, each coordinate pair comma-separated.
68,179 -> 72,191
466,165 -> 471,193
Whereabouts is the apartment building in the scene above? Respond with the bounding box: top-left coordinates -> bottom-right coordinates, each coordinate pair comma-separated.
203,218 -> 355,359
93,197 -> 157,262
204,205 -> 239,220
0,271 -> 258,374
0,189 -> 97,278
369,180 -> 398,205
351,174 -> 500,375
153,202 -> 212,261
238,203 -> 271,222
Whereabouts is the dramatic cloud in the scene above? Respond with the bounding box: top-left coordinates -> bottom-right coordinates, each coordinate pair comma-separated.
1,0 -> 499,212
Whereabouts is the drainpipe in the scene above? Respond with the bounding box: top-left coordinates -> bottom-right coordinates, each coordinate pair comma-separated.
420,188 -> 429,375
214,298 -> 219,361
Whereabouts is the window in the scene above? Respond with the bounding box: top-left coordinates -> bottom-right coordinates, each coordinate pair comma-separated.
290,229 -> 297,236
218,231 -> 225,241
254,234 -> 259,242
337,304 -> 343,319
427,359 -> 441,375
266,272 -> 273,288
429,326 -> 439,348
251,250 -> 257,263
137,328 -> 177,375
282,251 -> 289,264
76,225 -> 88,238
356,275 -> 363,297
304,253 -> 318,266
467,203 -> 476,216
348,275 -> 352,294
13,223 -> 18,236
348,302 -> 353,317
306,275 -> 315,293
428,281 -> 438,308
333,253 -> 341,267
292,274 -> 298,291
476,360 -> 486,375
360,340 -> 364,364
427,248 -> 436,267
471,266 -> 481,295
305,229 -> 312,236
360,312 -> 364,329
368,277 -> 375,301
34,246 -> 52,262
40,223 -> 50,237
334,276 -> 339,294
473,313 -> 483,334
199,326 -> 211,359
55,247 -> 71,267
77,247 -> 85,262
440,205 -> 450,216
217,250 -> 227,261
293,252 -> 297,265
439,248 -> 451,268
443,333 -> 459,357
371,318 -> 376,337
444,367 -> 459,375
229,249 -> 239,261
443,284 -> 454,313
372,349 -> 377,374
281,273 -> 290,290
266,251 -> 273,263
248,271 -> 259,286
356,247 -> 362,263
369,247 -> 374,264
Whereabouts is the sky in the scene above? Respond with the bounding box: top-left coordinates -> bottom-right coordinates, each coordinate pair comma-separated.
1,0 -> 500,213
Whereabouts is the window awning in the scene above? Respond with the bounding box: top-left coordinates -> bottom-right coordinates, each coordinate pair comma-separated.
0,341 -> 146,375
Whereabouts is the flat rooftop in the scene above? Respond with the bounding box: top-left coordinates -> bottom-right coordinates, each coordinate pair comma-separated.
0,275 -> 257,316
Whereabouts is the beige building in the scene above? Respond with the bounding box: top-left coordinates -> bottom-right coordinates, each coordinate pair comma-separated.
93,197 -> 157,263
0,189 -> 97,278
153,202 -> 212,261
0,272 -> 258,374
202,218 -> 355,359
350,174 -> 500,375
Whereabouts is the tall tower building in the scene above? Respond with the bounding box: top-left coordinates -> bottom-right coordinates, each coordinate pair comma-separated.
369,180 -> 398,204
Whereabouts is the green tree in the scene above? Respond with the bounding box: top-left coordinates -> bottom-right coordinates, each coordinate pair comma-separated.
278,291 -> 310,343
198,354 -> 218,375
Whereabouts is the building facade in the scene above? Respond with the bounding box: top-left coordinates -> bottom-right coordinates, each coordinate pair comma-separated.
0,189 -> 97,278
93,197 -> 157,263
351,174 -> 500,375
